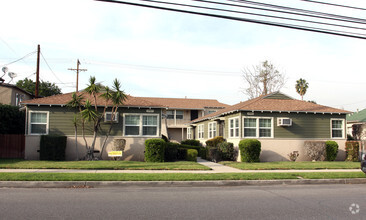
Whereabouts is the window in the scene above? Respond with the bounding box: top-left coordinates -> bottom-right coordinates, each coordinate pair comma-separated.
243,117 -> 273,138
187,127 -> 192,139
229,117 -> 240,138
167,110 -> 174,119
198,124 -> 204,139
208,122 -> 217,139
29,111 -> 49,135
124,114 -> 159,136
331,119 -> 344,139
16,93 -> 24,107
104,112 -> 119,123
176,110 -> 184,119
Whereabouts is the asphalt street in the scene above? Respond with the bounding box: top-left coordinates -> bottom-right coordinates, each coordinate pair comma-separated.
0,184 -> 365,219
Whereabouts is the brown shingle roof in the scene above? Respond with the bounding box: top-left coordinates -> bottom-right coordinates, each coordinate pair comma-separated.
138,97 -> 229,109
21,92 -> 165,108
192,92 -> 350,123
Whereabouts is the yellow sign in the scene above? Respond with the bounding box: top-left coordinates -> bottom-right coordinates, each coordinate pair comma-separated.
108,151 -> 123,157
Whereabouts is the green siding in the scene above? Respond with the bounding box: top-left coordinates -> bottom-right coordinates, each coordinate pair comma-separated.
27,106 -> 162,136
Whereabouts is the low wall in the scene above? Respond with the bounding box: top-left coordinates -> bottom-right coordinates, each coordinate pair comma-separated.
25,135 -> 149,161
199,138 -> 348,162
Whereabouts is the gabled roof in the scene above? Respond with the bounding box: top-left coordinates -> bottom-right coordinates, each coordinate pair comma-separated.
21,92 -> 165,108
192,92 -> 350,123
347,109 -> 366,123
138,97 -> 229,109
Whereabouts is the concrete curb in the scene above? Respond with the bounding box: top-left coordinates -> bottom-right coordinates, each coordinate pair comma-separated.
1,178 -> 366,188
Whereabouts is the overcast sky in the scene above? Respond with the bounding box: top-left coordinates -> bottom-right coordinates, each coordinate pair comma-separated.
1,0 -> 366,112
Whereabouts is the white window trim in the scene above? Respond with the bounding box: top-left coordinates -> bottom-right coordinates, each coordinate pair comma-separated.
208,122 -> 217,139
123,113 -> 160,137
187,127 -> 192,140
228,117 -> 240,138
330,118 -> 345,139
28,110 -> 49,135
104,112 -> 119,123
198,124 -> 204,139
243,116 -> 274,138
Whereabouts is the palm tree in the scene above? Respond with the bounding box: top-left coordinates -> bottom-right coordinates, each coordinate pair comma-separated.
99,79 -> 127,159
66,92 -> 85,160
295,78 -> 309,100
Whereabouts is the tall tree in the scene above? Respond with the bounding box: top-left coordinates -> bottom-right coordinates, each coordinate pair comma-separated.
295,78 -> 309,100
16,78 -> 61,97
242,60 -> 285,99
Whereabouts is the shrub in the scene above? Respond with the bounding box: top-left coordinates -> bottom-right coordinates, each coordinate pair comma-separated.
304,141 -> 326,161
181,139 -> 201,146
205,136 -> 225,147
186,149 -> 198,162
239,139 -> 261,162
325,141 -> 338,161
345,141 -> 359,162
161,135 -> 169,143
288,151 -> 299,162
207,146 -> 220,162
40,135 -> 67,161
165,142 -> 179,162
144,139 -> 166,162
177,148 -> 187,160
0,104 -> 25,134
218,142 -> 236,161
180,144 -> 206,159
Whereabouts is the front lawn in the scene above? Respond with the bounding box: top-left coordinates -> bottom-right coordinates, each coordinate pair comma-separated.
219,161 -> 361,170
0,159 -> 210,170
0,172 -> 364,181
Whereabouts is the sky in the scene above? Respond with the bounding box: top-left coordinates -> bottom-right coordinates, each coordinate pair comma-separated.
1,0 -> 366,112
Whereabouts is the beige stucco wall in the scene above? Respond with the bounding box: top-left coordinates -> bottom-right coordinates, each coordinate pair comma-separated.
198,138 -> 347,162
0,87 -> 12,105
25,135 -> 150,161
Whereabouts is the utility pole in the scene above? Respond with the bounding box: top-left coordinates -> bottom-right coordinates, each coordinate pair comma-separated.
35,44 -> 40,98
68,59 -> 87,92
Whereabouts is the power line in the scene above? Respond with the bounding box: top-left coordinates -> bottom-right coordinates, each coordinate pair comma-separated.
96,0 -> 366,40
40,52 -> 65,85
300,0 -> 366,11
2,51 -> 36,66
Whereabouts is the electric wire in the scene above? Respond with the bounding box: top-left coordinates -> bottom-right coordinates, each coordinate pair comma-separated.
300,0 -> 366,11
95,0 -> 366,40
2,51 -> 36,66
40,52 -> 65,85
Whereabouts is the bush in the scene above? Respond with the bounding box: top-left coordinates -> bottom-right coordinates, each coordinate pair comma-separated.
288,151 -> 299,162
207,146 -> 220,162
205,136 -> 225,147
186,149 -> 198,162
239,139 -> 261,162
0,104 -> 25,134
180,144 -> 206,159
165,142 -> 179,162
177,148 -> 187,160
161,135 -> 169,143
181,139 -> 201,146
144,139 -> 166,162
218,142 -> 236,161
40,135 -> 67,161
325,141 -> 338,161
304,141 -> 326,161
345,141 -> 359,162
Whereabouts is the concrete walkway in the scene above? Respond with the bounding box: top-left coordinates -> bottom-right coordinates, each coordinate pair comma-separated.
0,158 -> 362,173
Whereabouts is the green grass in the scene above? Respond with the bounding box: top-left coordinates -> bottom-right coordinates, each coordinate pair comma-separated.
0,172 -> 364,181
0,159 -> 210,170
219,161 -> 361,170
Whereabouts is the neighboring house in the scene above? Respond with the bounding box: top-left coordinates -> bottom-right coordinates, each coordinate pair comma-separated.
22,92 -> 165,161
190,92 -> 350,162
0,83 -> 34,107
346,109 -> 366,138
139,97 -> 228,142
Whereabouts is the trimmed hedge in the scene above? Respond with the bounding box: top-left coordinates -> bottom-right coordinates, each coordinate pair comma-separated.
180,144 -> 206,159
345,141 -> 359,162
205,136 -> 225,147
181,139 -> 201,146
186,149 -> 198,162
0,104 -> 25,134
177,148 -> 188,160
239,139 -> 261,162
40,135 -> 67,161
144,139 -> 166,162
218,142 -> 235,161
165,142 -> 179,162
325,141 -> 338,161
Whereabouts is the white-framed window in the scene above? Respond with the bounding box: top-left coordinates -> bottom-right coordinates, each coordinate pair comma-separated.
176,110 -> 184,119
243,117 -> 273,138
104,112 -> 119,123
229,117 -> 240,138
123,114 -> 159,137
198,124 -> 204,139
208,122 -> 217,139
187,127 -> 192,139
28,111 -> 49,135
331,119 -> 345,139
